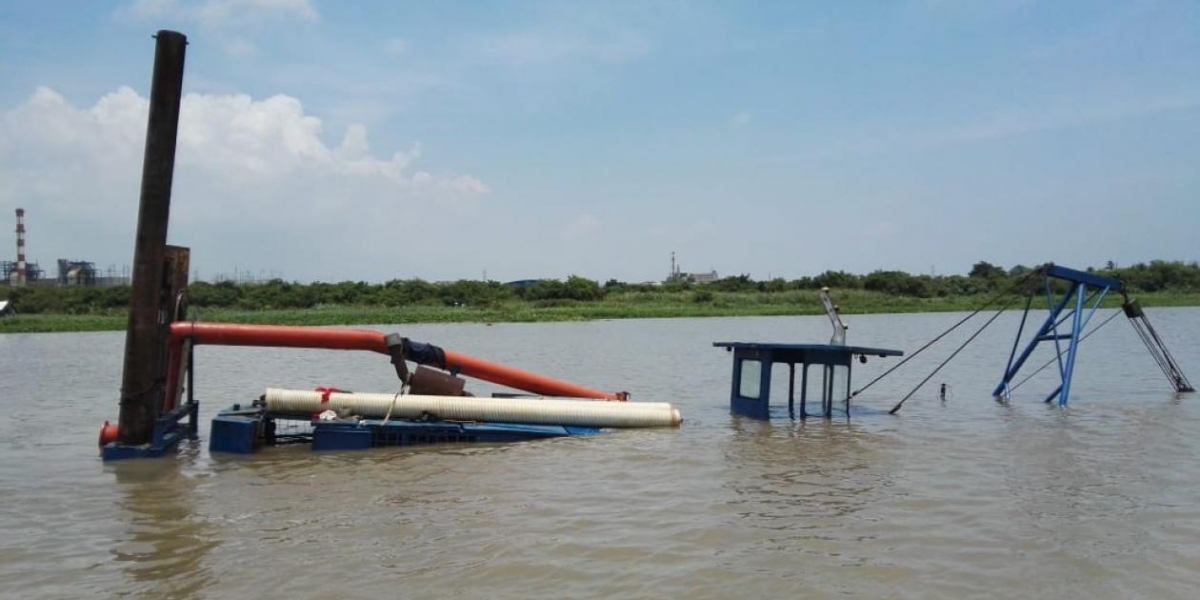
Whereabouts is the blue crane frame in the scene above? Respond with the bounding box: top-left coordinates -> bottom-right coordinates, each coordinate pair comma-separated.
992,264 -> 1123,406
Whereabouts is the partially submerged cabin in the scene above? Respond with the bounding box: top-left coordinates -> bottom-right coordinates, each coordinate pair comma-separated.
713,342 -> 902,419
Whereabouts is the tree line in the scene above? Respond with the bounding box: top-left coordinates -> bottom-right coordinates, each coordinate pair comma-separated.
2,260 -> 1198,315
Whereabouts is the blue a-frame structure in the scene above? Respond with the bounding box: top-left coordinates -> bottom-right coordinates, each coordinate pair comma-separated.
992,265 -> 1122,406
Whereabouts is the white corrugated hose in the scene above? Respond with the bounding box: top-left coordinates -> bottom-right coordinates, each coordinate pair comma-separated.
264,388 -> 682,428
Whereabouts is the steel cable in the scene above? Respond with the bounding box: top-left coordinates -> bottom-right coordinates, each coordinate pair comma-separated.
850,268 -> 1040,400
889,304 -> 1008,414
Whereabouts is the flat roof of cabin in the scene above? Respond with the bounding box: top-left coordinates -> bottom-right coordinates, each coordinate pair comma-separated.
713,342 -> 903,358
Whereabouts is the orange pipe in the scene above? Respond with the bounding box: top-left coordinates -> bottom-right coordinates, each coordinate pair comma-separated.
169,322 -> 624,400
442,349 -> 624,400
171,322 -> 388,353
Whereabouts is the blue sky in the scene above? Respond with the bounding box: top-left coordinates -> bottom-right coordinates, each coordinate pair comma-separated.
1,0 -> 1198,283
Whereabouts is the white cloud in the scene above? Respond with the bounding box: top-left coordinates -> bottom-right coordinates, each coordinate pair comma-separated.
198,0 -> 318,24
123,0 -> 178,19
916,0 -> 1041,16
383,37 -> 409,57
761,90 -> 1200,164
855,221 -> 898,243
117,0 -> 318,56
729,111 -> 752,128
119,0 -> 318,27
563,214 -> 602,238
647,220 -> 715,240
0,86 -> 487,281
875,91 -> 1200,155
464,30 -> 653,67
221,37 -> 258,57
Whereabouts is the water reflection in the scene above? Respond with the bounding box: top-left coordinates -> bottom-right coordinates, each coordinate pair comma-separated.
973,401 -> 1200,596
109,442 -> 217,599
721,416 -> 895,526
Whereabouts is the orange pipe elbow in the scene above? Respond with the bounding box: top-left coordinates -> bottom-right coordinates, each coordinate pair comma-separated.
99,421 -> 119,446
168,322 -> 623,400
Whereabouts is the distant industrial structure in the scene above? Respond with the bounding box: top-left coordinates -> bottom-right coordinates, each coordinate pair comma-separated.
205,269 -> 285,284
665,251 -> 719,284
14,208 -> 26,284
2,208 -> 128,288
0,261 -> 43,285
57,259 -> 97,286
2,208 -> 42,285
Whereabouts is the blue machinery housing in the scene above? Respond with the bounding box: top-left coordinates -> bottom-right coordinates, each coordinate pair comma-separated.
713,342 -> 903,419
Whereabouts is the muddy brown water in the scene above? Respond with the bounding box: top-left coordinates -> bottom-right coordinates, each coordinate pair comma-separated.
1,310 -> 1198,599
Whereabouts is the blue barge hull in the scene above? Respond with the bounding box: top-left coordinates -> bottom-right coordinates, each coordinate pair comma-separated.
210,405 -> 600,454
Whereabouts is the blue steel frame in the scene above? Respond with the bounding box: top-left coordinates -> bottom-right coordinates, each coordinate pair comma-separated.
102,339 -> 199,460
992,265 -> 1123,406
101,400 -> 199,459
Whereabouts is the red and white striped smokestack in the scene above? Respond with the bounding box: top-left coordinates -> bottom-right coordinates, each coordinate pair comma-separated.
15,208 -> 25,285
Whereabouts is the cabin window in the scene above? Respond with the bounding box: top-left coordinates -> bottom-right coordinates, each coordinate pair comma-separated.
738,359 -> 762,399
829,364 -> 850,404
802,364 -> 821,408
797,363 -> 852,414
769,362 -> 795,407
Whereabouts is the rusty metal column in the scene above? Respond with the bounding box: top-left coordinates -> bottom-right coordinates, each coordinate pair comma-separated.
118,31 -> 187,445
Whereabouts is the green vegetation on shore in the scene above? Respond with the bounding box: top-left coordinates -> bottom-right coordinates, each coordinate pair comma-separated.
3,260 -> 1199,334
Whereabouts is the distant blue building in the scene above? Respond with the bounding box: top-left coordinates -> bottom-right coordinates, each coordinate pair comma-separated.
504,279 -> 545,289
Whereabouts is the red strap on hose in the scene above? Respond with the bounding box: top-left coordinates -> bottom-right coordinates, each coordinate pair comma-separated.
315,386 -> 342,403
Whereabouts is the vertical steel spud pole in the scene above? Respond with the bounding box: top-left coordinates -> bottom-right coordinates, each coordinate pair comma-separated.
118,31 -> 187,445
